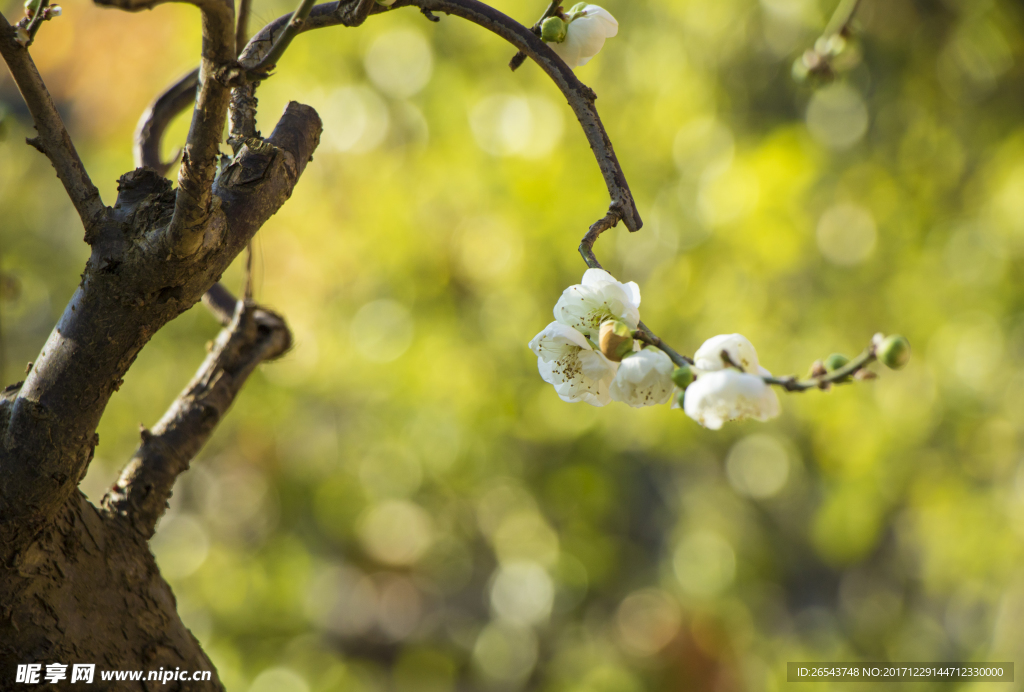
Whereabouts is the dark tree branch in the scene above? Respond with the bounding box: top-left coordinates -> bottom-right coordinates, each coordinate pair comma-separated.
0,11 -> 107,236
0,102 -> 321,555
134,68 -> 199,175
508,1 -> 560,71
102,300 -> 291,537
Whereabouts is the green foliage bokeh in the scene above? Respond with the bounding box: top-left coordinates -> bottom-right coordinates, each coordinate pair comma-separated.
3,0 -> 1024,689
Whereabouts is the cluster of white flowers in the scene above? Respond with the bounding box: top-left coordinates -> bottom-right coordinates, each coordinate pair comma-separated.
540,3 -> 618,69
529,270 -> 781,429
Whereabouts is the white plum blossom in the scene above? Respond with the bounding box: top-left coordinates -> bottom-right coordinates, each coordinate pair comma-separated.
683,369 -> 780,430
692,333 -> 765,375
529,321 -> 618,406
548,4 -> 619,69
553,268 -> 640,341
683,333 -> 779,428
609,347 -> 675,407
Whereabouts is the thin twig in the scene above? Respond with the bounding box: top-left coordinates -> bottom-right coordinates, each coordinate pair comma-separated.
579,214 -> 694,367
0,11 -> 107,236
508,0 -> 560,71
824,0 -> 862,38
761,345 -> 876,392
633,329 -> 692,367
246,0 -> 317,76
20,0 -> 53,47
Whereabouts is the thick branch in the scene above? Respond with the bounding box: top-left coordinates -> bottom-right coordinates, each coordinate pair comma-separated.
102,301 -> 290,537
0,102 -> 321,555
0,11 -> 107,235
134,68 -> 199,175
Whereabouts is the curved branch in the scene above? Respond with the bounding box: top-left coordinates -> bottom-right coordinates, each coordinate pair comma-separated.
134,68 -> 198,174
233,0 -> 640,232
0,11 -> 107,236
103,301 -> 291,537
404,0 -> 641,232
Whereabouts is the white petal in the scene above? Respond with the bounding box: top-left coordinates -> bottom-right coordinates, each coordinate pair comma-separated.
693,333 -> 761,374
683,369 -> 780,429
528,321 -> 591,361
556,5 -> 617,68
582,5 -> 618,36
530,322 -> 614,406
608,348 -> 675,408
581,268 -> 617,288
550,34 -> 584,68
578,348 -> 619,381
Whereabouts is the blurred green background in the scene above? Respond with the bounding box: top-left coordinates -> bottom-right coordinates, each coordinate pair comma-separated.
3,0 -> 1024,689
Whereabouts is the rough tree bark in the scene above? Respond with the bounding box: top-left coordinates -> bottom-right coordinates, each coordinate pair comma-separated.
0,0 -> 641,686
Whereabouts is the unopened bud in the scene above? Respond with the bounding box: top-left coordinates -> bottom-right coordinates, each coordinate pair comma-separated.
809,359 -> 827,378
878,335 -> 910,370
375,0 -> 397,6
14,25 -> 30,46
671,364 -> 694,390
824,353 -> 849,372
23,0 -> 41,16
599,319 -> 633,362
541,16 -> 567,43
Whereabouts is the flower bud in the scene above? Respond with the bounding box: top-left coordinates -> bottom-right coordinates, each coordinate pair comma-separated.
14,25 -> 30,46
541,16 -> 567,43
671,364 -> 694,390
375,0 -> 397,6
598,319 -> 633,362
809,359 -> 827,378
824,353 -> 849,372
878,335 -> 911,370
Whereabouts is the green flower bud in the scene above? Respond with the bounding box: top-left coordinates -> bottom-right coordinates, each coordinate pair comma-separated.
23,0 -> 41,16
823,353 -> 849,372
671,364 -> 694,390
375,0 -> 397,6
598,319 -> 633,362
677,390 -> 686,409
878,335 -> 911,370
540,16 -> 567,43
